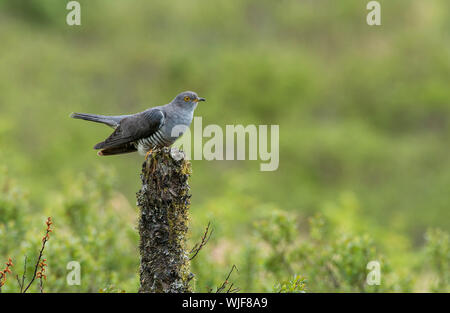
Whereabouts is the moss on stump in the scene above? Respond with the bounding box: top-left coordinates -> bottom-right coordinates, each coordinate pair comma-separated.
137,147 -> 192,293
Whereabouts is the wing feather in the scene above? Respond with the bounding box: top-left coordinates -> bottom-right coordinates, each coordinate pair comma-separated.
94,109 -> 165,150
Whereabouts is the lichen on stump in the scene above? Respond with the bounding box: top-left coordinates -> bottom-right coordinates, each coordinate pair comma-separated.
137,147 -> 193,293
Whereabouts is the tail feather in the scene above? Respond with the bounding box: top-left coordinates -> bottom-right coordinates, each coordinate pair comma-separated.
97,143 -> 137,156
94,141 -> 106,150
70,112 -> 126,128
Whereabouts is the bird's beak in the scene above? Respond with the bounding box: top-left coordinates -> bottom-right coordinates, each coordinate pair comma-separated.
198,97 -> 206,102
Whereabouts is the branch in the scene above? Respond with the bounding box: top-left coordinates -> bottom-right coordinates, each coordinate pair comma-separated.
23,217 -> 53,293
189,222 -> 213,261
214,264 -> 240,293
0,257 -> 14,293
15,255 -> 27,293
36,258 -> 48,293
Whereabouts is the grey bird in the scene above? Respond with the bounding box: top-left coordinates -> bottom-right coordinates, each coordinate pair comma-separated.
70,91 -> 205,156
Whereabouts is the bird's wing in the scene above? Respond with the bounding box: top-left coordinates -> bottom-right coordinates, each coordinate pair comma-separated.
94,109 -> 165,150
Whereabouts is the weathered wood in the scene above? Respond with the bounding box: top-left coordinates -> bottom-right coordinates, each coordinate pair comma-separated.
137,147 -> 192,293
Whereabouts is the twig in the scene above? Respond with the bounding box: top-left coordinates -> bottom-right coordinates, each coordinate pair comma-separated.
215,264 -> 240,293
189,222 -> 213,261
23,217 -> 53,293
15,256 -> 27,293
39,276 -> 44,293
21,256 -> 27,292
15,275 -> 20,290
0,257 -> 14,293
36,258 -> 48,293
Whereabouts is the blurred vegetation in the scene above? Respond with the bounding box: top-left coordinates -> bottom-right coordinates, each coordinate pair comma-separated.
0,0 -> 449,292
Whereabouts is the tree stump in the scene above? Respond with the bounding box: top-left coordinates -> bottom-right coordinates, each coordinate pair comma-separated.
137,147 -> 192,293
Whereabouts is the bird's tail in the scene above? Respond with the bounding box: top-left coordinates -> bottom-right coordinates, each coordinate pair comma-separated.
70,112 -> 121,128
97,143 -> 137,156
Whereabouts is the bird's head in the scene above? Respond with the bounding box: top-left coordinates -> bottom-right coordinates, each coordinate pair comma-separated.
172,91 -> 205,110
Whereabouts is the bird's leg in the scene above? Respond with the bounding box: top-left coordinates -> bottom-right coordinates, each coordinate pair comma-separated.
145,149 -> 153,161
145,148 -> 158,175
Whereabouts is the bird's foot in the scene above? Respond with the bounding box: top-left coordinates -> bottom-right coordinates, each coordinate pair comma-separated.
145,149 -> 153,161
145,149 -> 158,175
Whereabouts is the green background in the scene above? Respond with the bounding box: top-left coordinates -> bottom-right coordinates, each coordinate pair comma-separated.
0,0 -> 448,292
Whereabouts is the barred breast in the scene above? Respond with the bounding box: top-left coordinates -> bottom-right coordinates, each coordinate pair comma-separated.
135,129 -> 171,155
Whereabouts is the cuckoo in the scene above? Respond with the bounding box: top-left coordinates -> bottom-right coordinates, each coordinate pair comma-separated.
71,91 -> 205,157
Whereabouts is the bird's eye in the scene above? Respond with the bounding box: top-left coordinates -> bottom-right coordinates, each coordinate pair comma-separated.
184,96 -> 190,102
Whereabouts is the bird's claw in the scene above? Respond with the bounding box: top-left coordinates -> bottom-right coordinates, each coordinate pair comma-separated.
145,149 -> 153,161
